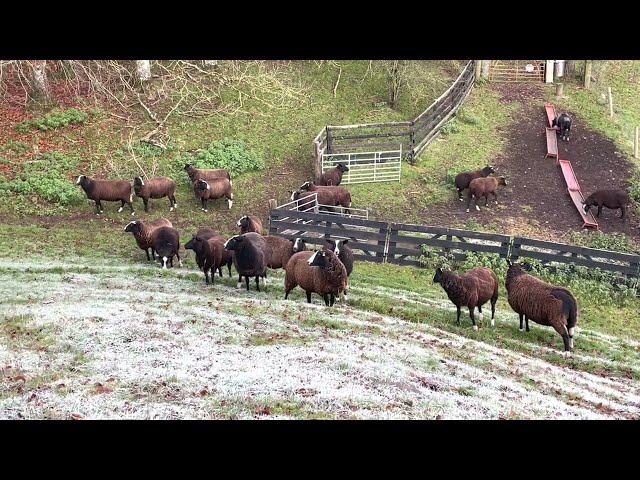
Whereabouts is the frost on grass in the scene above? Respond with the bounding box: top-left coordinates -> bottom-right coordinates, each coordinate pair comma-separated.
0,258 -> 639,420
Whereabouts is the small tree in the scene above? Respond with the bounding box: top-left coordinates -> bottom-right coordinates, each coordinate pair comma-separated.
384,60 -> 408,109
30,60 -> 50,100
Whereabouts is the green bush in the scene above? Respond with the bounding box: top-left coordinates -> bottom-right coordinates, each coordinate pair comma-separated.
0,152 -> 84,207
440,119 -> 461,136
15,108 -> 88,133
175,138 -> 265,179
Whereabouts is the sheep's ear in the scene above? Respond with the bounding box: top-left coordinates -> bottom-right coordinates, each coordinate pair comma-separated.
342,239 -> 349,245
436,267 -> 442,273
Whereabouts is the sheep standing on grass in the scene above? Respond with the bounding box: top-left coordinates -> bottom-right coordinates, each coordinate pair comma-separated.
466,176 -> 507,213
299,181 -> 353,215
193,178 -> 233,211
185,228 -> 233,279
76,175 -> 135,216
223,233 -> 272,292
433,267 -> 499,330
454,165 -> 495,201
284,249 -> 348,307
237,215 -> 263,234
323,238 -> 354,301
184,235 -> 225,285
184,164 -> 231,183
264,236 -> 307,270
582,189 -> 630,221
151,226 -> 182,269
505,262 -> 578,356
318,163 -> 350,186
133,176 -> 177,212
124,218 -> 173,261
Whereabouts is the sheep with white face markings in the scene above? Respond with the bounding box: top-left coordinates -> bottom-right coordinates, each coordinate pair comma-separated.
223,233 -> 272,292
433,267 -> 499,330
284,249 -> 347,307
76,175 -> 135,215
133,176 -> 177,212
505,261 -> 579,356
193,178 -> 233,211
124,218 -> 173,261
151,226 -> 182,269
265,236 -> 307,270
237,215 -> 263,234
323,238 -> 354,302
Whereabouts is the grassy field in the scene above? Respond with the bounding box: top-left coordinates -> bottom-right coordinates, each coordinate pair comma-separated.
1,60 -> 640,419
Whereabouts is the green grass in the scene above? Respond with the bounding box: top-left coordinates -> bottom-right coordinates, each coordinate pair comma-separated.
346,87 -> 519,223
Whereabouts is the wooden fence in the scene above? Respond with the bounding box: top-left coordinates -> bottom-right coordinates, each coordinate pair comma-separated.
312,60 -> 477,174
268,209 -> 640,280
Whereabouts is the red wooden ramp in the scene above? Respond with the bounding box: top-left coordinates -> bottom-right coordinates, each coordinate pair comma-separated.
545,127 -> 558,158
558,159 -> 599,230
544,103 -> 557,128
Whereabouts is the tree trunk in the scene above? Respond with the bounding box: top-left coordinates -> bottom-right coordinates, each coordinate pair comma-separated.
31,60 -> 49,99
584,61 -> 592,89
136,60 -> 152,82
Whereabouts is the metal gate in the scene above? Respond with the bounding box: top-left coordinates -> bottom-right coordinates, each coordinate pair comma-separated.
321,146 -> 402,185
488,60 -> 546,83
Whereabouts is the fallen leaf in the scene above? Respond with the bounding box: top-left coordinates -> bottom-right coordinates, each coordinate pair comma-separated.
95,385 -> 112,394
13,375 -> 26,383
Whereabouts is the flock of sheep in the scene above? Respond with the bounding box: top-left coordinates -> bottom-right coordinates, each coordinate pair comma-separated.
73,162 -> 358,308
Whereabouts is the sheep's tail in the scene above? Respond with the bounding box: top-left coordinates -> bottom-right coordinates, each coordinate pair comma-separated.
552,288 -> 578,334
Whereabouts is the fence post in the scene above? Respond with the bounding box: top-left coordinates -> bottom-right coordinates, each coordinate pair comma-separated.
608,87 -> 614,117
326,126 -> 333,153
314,141 -> 322,181
385,225 -> 396,263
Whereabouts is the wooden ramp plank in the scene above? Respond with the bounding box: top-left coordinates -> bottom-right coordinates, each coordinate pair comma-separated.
558,159 -> 599,230
544,103 -> 557,128
545,127 -> 558,158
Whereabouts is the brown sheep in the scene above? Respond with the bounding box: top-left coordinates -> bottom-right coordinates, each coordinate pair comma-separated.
223,233 -> 272,292
133,176 -> 177,212
184,164 -> 231,183
318,163 -> 350,186
284,249 -> 348,307
582,189 -> 630,221
264,236 -> 307,270
433,267 -> 499,330
454,165 -> 495,202
124,218 -> 173,261
299,181 -> 352,214
505,262 -> 578,356
76,175 -> 134,216
185,228 -> 233,278
237,215 -> 263,234
193,178 -> 233,211
151,226 -> 182,269
466,176 -> 507,212
184,235 -> 225,285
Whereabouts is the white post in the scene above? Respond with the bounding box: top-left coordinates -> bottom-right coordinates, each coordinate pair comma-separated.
608,87 -> 614,117
545,60 -> 554,83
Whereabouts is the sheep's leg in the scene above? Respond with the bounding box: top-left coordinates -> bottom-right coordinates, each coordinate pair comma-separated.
237,275 -> 243,289
204,269 -> 210,284
466,193 -> 474,213
330,293 -> 336,307
456,305 -> 462,325
620,205 -> 626,220
143,198 -> 150,213
145,248 -> 151,261
493,190 -> 498,205
525,316 -> 530,332
125,199 -> 135,216
475,195 -> 481,211
477,304 -> 484,325
201,198 -> 208,212
490,298 -> 496,326
94,200 -> 102,215
118,200 -> 125,213
484,194 -> 489,207
469,308 -> 478,331
227,260 -> 233,277
176,252 -> 182,268
323,294 -> 330,307
519,313 -> 524,331
457,188 -> 464,201
169,195 -> 177,212
306,291 -> 312,303
151,248 -> 156,261
218,267 -> 223,277
597,205 -> 602,217
285,287 -> 292,300
554,323 -> 572,356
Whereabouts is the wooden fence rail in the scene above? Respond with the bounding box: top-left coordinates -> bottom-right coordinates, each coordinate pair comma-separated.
269,210 -> 640,279
313,60 -> 477,171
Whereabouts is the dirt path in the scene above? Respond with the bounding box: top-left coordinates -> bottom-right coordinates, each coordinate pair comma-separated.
421,83 -> 639,241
